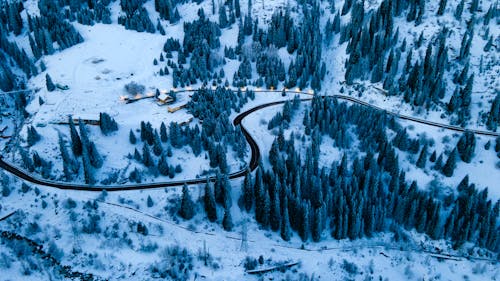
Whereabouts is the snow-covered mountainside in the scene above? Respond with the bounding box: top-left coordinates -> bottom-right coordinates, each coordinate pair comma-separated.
0,0 -> 499,280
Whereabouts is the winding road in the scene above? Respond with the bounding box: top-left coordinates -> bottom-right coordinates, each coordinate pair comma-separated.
0,90 -> 498,191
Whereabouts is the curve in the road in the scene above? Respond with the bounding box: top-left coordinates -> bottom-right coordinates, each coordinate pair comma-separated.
0,90 -> 498,192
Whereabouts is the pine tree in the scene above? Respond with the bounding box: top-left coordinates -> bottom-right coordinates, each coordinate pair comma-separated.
437,0 -> 447,16
482,35 -> 493,52
457,131 -> 475,163
46,74 -> 56,92
153,130 -> 163,156
299,202 -> 310,241
134,148 -> 142,162
58,133 -> 78,180
311,208 -> 322,242
158,153 -> 169,175
204,179 -> 217,222
442,149 -> 458,177
434,153 -> 443,170
240,171 -> 253,212
69,117 -> 82,156
219,5 -> 228,28
221,174 -> 232,209
486,94 -> 499,131
270,186 -> 281,231
179,184 -> 195,220
27,126 -> 41,146
81,144 -> 95,184
280,196 -> 292,241
160,122 -> 168,142
454,0 -> 465,20
147,195 -> 154,207
416,144 -> 428,168
142,143 -> 154,167
261,190 -> 271,228
88,141 -> 103,168
222,206 -> 233,231
129,129 -> 137,144
469,0 -> 479,13
234,0 -> 240,18
129,168 -> 142,183
19,146 -> 34,172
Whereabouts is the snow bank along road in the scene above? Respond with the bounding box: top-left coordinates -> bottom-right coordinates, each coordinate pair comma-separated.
0,90 -> 498,191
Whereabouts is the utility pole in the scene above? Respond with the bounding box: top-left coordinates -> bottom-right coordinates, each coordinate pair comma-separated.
240,219 -> 248,252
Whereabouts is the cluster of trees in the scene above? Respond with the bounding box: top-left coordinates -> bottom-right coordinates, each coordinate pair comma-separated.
60,0 -> 112,25
233,3 -> 325,90
155,0 -> 180,24
188,87 -> 251,160
0,0 -> 87,88
118,0 -> 155,33
335,0 -> 497,128
18,147 -> 53,179
18,115 -> 115,182
3,0 -> 82,90
155,10 -> 223,87
24,0 -> 113,26
99,112 -> 118,135
205,173 -> 235,231
217,0 -> 241,29
267,95 -> 301,130
128,120 -> 196,181
0,1 -> 23,35
128,87 -> 255,182
72,118 -> 103,184
0,52 -> 18,91
30,0 -> 84,55
238,95 -> 498,251
170,9 -> 222,87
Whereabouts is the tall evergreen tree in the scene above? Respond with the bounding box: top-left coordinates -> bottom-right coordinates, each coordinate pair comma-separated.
81,144 -> 95,184
153,130 -> 163,156
129,129 -> 137,144
457,131 -> 476,163
58,133 -> 78,180
416,144 -> 428,168
240,171 -> 253,212
442,148 -> 458,177
270,186 -> 281,231
46,73 -> 56,92
69,117 -> 82,156
437,0 -> 447,15
204,179 -> 217,222
158,153 -> 169,175
280,196 -> 292,241
179,184 -> 195,220
160,122 -> 168,142
219,5 -> 228,28
222,206 -> 233,231
88,141 -> 103,168
142,143 -> 154,167
27,126 -> 41,146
